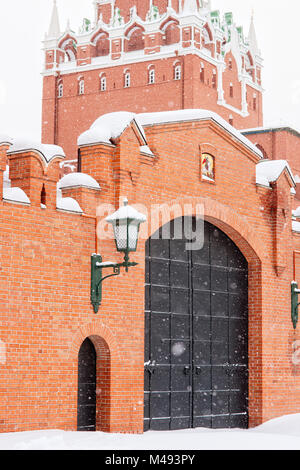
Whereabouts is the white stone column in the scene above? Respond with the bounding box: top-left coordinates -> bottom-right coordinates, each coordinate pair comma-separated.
241,75 -> 248,115
217,63 -> 225,103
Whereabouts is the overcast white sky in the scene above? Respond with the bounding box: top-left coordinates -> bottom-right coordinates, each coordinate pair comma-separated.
0,0 -> 299,142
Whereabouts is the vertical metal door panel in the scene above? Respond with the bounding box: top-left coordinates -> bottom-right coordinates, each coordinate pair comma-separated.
193,366 -> 212,391
211,292 -> 229,317
170,288 -> 189,313
171,314 -> 190,339
171,365 -> 191,391
193,290 -> 211,315
144,219 -> 248,431
193,391 -> 212,416
150,367 -> 171,391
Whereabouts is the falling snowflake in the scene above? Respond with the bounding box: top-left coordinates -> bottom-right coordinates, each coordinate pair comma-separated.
171,342 -> 186,357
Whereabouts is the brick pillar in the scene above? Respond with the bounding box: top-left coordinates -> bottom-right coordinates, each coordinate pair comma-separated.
80,143 -> 115,205
44,160 -> 62,209
272,173 -> 293,275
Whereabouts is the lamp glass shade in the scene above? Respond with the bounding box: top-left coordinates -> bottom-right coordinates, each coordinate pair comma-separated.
106,198 -> 146,254
113,219 -> 140,253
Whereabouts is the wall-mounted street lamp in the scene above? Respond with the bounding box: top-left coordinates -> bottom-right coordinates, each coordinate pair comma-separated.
291,282 -> 300,329
91,198 -> 146,313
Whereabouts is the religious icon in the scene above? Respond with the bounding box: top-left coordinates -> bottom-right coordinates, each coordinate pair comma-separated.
201,153 -> 215,181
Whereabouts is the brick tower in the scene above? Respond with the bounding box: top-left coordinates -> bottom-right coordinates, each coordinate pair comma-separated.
42,0 -> 263,166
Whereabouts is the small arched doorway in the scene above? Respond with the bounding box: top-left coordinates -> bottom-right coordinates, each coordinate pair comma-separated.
144,218 -> 248,431
77,338 -> 97,431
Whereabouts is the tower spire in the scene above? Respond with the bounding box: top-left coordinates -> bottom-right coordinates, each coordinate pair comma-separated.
248,11 -> 260,56
183,0 -> 198,13
47,0 -> 61,39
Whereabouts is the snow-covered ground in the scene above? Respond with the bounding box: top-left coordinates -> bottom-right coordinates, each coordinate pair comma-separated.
0,414 -> 299,450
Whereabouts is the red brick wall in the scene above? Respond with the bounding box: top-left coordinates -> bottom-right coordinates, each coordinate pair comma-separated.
244,129 -> 300,177
0,203 -> 97,431
244,129 -> 300,210
1,116 -> 299,434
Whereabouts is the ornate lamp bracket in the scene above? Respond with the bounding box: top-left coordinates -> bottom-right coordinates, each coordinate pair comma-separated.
91,254 -> 137,314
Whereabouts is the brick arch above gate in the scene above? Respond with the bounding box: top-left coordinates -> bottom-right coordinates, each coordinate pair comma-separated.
146,196 -> 263,266
68,320 -> 121,363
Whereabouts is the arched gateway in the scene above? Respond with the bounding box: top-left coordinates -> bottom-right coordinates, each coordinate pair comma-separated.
144,218 -> 248,431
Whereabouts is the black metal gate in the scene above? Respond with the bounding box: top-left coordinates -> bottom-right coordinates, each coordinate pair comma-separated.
77,338 -> 97,431
144,218 -> 248,431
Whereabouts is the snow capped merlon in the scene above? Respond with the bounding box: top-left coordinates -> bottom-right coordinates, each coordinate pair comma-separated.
3,187 -> 30,205
58,172 -> 100,190
78,109 -> 263,159
56,197 -> 83,214
7,140 -> 65,165
77,112 -> 146,147
256,160 -> 296,188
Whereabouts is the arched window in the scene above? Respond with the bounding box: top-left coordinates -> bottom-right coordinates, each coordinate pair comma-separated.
149,68 -> 155,85
124,72 -> 130,88
94,33 -> 110,57
126,26 -> 144,52
58,82 -> 63,98
59,37 -> 77,62
100,75 -> 106,91
78,79 -> 84,95
229,83 -> 233,98
174,65 -> 181,81
164,22 -> 180,45
229,115 -> 234,126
